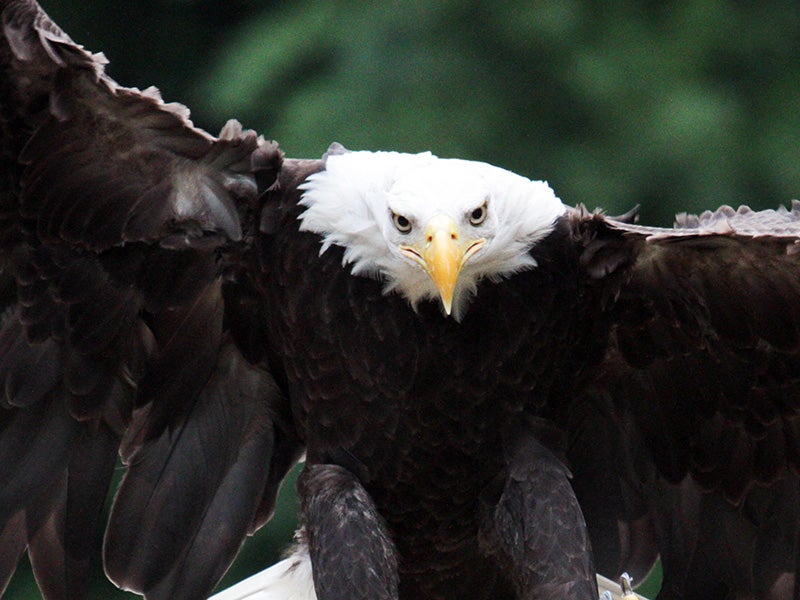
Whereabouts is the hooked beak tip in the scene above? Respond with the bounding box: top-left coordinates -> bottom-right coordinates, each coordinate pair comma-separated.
441,296 -> 453,316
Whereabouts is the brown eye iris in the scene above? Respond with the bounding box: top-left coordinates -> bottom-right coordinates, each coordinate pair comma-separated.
469,203 -> 487,226
392,212 -> 412,233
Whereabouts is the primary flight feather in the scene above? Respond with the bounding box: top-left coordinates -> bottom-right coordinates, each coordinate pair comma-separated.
1,2 -> 800,600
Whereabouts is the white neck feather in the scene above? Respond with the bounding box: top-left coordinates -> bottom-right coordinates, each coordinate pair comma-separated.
298,150 -> 438,278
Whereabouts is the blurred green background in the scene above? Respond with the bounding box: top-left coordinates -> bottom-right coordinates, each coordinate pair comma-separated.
5,0 -> 800,598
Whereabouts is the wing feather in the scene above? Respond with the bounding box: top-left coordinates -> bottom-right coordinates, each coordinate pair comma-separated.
590,205 -> 800,492
0,1 -> 296,598
26,421 -> 118,600
0,396 -> 73,518
0,511 -> 27,595
105,342 -> 277,599
0,316 -> 60,408
571,205 -> 800,594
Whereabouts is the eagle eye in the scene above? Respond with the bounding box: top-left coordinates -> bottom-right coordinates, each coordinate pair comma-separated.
469,202 -> 488,226
392,212 -> 412,233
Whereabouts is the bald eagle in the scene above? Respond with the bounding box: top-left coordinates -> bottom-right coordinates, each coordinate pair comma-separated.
1,1 -> 799,600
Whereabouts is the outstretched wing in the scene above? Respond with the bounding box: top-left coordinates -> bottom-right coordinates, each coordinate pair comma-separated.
0,1 -> 301,598
571,204 -> 800,596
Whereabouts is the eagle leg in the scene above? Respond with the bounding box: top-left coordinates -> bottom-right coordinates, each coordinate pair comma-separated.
478,429 -> 599,600
298,463 -> 398,600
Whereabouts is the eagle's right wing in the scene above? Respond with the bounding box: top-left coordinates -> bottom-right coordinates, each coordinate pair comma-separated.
0,2 -> 302,598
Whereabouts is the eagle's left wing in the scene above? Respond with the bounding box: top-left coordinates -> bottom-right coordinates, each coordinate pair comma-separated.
569,204 -> 800,598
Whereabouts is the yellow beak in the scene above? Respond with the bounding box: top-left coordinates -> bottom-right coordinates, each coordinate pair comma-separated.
400,214 -> 485,315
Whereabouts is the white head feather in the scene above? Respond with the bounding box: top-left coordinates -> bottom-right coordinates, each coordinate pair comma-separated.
298,150 -> 567,320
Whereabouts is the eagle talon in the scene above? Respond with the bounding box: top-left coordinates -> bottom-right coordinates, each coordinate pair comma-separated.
620,573 -> 637,599
596,572 -> 641,600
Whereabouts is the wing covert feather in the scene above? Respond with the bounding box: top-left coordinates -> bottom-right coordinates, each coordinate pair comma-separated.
575,203 -> 800,495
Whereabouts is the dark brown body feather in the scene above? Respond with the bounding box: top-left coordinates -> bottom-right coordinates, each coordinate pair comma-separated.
2,1 -> 800,599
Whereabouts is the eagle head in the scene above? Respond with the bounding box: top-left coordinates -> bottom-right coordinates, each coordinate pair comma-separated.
298,148 -> 566,320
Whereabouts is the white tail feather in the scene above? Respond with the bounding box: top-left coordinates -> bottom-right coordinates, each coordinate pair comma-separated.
210,549 -> 317,600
